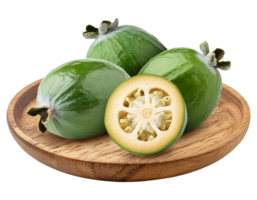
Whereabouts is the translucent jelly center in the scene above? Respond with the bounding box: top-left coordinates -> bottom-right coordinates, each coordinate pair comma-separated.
119,88 -> 173,142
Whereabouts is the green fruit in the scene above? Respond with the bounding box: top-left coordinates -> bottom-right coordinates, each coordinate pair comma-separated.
139,41 -> 231,132
105,75 -> 187,156
27,59 -> 130,139
83,18 -> 167,76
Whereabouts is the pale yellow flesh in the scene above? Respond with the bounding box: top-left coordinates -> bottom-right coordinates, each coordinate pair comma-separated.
105,75 -> 185,155
120,88 -> 172,141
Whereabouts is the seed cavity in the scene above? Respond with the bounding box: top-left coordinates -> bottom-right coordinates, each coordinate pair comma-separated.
154,111 -> 173,131
119,112 -> 139,133
119,88 -> 172,142
123,88 -> 145,107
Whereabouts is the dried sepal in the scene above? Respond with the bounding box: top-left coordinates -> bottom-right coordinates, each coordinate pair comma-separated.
200,41 -> 210,56
83,18 -> 119,39
80,24 -> 98,40
38,120 -> 47,133
101,20 -> 112,29
201,41 -> 231,71
99,23 -> 108,35
80,32 -> 98,40
213,47 -> 227,61
86,25 -> 98,33
27,106 -> 46,116
27,106 -> 52,134
216,60 -> 233,72
109,18 -> 119,31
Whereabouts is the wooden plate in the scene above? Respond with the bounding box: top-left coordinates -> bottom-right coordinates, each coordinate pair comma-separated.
7,79 -> 250,181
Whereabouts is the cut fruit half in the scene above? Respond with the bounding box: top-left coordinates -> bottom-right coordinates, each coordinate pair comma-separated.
105,75 -> 187,156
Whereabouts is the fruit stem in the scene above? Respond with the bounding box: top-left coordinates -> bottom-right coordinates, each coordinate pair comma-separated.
200,41 -> 231,71
83,18 -> 119,39
27,106 -> 53,133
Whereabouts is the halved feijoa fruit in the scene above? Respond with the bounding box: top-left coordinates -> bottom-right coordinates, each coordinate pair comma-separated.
105,75 -> 187,156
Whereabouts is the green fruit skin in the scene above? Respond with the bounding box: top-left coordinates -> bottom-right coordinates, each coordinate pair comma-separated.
86,25 -> 167,77
139,48 -> 222,133
37,59 -> 130,139
105,75 -> 187,156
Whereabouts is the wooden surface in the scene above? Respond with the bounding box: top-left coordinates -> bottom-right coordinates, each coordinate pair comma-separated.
7,79 -> 251,181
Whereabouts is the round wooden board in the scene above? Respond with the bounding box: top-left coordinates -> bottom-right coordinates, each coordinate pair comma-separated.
7,79 -> 250,182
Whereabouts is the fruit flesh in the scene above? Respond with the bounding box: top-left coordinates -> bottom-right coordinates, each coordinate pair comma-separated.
87,25 -> 167,76
139,48 -> 222,132
105,75 -> 187,156
119,88 -> 173,142
31,59 -> 130,139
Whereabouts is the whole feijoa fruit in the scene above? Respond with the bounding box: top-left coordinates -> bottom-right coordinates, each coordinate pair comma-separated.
105,75 -> 187,156
83,18 -> 167,76
27,59 -> 130,139
139,41 -> 231,132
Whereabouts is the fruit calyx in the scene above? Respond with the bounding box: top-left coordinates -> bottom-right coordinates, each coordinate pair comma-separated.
83,18 -> 119,39
27,106 -> 53,133
200,41 -> 231,70
120,88 -> 172,142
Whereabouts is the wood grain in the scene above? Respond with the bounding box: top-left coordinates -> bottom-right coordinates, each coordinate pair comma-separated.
7,79 -> 251,181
